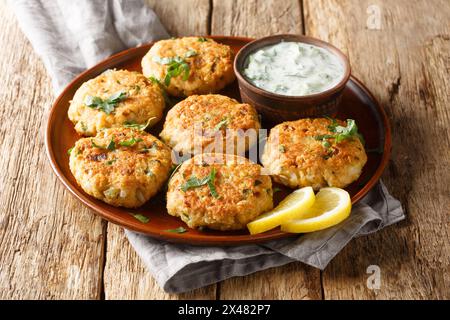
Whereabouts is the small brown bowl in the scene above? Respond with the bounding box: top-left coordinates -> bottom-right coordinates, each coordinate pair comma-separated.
234,34 -> 351,123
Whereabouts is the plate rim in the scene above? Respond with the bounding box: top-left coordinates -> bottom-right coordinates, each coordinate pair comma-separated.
45,36 -> 391,246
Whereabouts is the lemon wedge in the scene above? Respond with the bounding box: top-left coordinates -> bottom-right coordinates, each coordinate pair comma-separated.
247,187 -> 315,235
281,187 -> 351,233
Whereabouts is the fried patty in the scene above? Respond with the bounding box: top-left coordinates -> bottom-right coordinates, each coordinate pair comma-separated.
167,153 -> 273,230
261,118 -> 367,189
160,94 -> 261,156
69,127 -> 173,208
68,69 -> 165,136
141,37 -> 235,97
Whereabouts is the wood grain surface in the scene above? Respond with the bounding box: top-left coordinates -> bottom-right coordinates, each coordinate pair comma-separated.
0,1 -> 105,299
304,0 -> 450,299
0,0 -> 448,299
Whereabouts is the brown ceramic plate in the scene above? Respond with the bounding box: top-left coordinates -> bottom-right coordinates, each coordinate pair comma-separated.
46,36 -> 391,246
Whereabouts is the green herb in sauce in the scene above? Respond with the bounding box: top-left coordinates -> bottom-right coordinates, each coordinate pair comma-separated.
243,42 -> 344,96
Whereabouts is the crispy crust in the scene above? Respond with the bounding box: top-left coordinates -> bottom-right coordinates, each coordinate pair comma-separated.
167,153 -> 273,230
141,37 -> 235,97
69,127 -> 173,208
68,69 -> 165,136
160,94 -> 261,155
261,118 -> 367,189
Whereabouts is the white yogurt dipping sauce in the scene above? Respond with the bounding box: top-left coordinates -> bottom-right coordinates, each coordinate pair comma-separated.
243,41 -> 345,96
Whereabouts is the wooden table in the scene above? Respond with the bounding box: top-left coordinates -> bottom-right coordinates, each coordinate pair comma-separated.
0,0 -> 448,299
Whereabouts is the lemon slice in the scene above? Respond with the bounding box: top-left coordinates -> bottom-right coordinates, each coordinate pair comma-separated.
247,187 -> 315,235
281,187 -> 351,233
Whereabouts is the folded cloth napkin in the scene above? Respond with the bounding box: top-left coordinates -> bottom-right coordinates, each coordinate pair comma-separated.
11,0 -> 405,294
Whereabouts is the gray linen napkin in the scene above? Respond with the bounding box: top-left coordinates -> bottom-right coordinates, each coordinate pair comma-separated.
11,0 -> 405,294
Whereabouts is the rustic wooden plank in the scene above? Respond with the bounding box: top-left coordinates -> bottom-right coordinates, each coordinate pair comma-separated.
103,224 -> 216,299
211,0 -> 322,300
304,0 -> 450,299
211,0 -> 303,37
0,2 -> 105,299
146,0 -> 211,36
103,0 -> 216,299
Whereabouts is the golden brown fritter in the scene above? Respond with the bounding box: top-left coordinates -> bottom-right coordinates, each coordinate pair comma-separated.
261,118 -> 367,189
160,94 -> 261,155
167,153 -> 273,230
141,37 -> 235,97
69,127 -> 172,208
68,69 -> 165,136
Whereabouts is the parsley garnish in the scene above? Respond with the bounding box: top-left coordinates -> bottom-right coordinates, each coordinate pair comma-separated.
91,138 -> 115,150
214,118 -> 229,131
198,37 -> 208,42
184,50 -> 197,58
153,51 -> 197,86
279,145 -> 286,153
123,117 -> 157,131
315,118 -> 365,146
180,167 -> 219,198
118,137 -> 143,147
167,163 -> 183,183
254,180 -> 262,186
129,213 -> 150,223
165,227 -> 187,233
91,140 -> 104,149
84,91 -> 128,114
67,147 -> 74,155
148,76 -> 175,107
106,159 -> 116,165
273,187 -> 282,193
106,139 -> 116,151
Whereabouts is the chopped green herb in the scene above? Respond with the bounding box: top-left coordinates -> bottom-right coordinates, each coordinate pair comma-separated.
198,37 -> 208,42
168,163 -> 183,182
106,139 -> 116,151
254,180 -> 263,186
314,134 -> 335,141
273,187 -> 282,193
91,140 -> 105,149
180,167 -> 219,198
84,91 -> 128,114
214,118 -> 229,131
148,76 -> 175,107
118,137 -> 143,147
80,121 -> 88,132
279,145 -> 286,153
153,55 -> 191,86
165,227 -> 187,233
123,117 -> 157,131
67,147 -> 74,155
129,213 -> 150,223
91,139 -> 115,151
133,85 -> 140,92
315,118 -> 365,147
184,50 -> 197,58
106,159 -> 117,165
